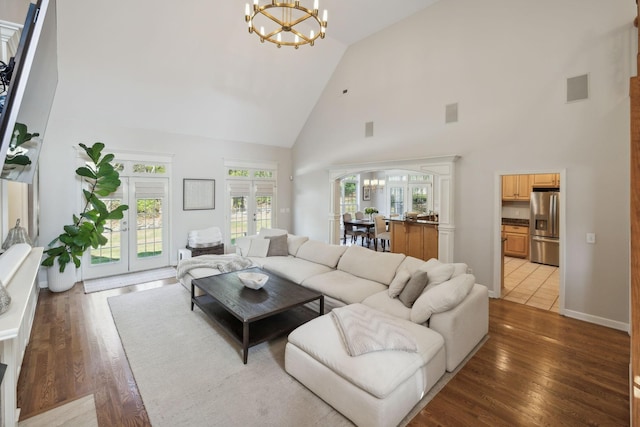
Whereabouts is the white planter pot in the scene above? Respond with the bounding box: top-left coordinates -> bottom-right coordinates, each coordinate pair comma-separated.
47,265 -> 77,293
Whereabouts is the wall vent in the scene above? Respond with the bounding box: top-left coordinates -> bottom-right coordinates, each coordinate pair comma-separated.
567,74 -> 589,102
365,121 -> 374,138
445,103 -> 458,123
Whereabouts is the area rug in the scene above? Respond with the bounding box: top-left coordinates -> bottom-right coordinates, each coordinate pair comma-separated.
83,267 -> 177,293
108,284 -> 483,427
18,394 -> 98,427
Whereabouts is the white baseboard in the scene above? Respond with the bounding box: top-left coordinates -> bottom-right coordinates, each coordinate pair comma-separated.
562,308 -> 629,333
488,294 -> 629,333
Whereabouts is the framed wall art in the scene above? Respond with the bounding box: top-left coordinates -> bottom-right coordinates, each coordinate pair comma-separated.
362,186 -> 371,201
183,179 -> 215,210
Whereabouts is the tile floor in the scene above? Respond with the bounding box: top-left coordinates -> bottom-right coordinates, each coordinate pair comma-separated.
502,256 -> 559,312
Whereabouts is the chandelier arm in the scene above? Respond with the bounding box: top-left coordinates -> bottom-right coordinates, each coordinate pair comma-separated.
290,28 -> 312,42
259,10 -> 286,27
263,27 -> 284,39
287,13 -> 315,28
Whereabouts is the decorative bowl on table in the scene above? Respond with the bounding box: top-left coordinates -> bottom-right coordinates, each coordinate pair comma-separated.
238,272 -> 269,289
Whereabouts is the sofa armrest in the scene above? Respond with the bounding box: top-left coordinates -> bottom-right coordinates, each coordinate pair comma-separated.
428,283 -> 488,372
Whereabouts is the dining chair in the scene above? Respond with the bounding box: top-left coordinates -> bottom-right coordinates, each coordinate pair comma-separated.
343,213 -> 367,245
354,211 -> 365,220
373,214 -> 391,251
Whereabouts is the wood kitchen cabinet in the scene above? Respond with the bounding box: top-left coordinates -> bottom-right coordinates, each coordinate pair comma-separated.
503,225 -> 529,258
531,173 -> 560,188
502,175 -> 530,201
390,221 -> 438,260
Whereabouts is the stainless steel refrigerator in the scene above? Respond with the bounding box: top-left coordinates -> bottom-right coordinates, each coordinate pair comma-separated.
530,189 -> 560,267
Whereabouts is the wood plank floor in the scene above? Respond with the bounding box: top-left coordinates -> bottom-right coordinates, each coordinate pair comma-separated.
17,280 -> 629,426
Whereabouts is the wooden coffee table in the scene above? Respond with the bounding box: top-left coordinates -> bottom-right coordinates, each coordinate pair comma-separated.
191,267 -> 324,364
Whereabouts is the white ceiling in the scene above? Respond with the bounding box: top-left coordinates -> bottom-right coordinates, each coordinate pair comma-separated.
55,0 -> 441,148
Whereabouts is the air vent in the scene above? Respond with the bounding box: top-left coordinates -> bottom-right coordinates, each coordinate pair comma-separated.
567,74 -> 589,102
445,103 -> 458,123
365,121 -> 374,138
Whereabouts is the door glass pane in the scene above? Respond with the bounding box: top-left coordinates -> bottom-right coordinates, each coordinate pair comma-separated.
90,198 -> 123,265
411,187 -> 428,213
389,187 -> 404,215
255,196 -> 272,234
230,195 -> 248,244
341,180 -> 357,214
136,198 -> 163,258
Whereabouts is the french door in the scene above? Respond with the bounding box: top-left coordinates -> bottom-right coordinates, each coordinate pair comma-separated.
227,180 -> 276,245
82,177 -> 169,279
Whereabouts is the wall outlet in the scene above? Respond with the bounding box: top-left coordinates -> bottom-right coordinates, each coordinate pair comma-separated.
586,233 -> 596,244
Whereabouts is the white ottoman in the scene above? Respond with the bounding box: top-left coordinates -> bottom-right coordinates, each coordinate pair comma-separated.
285,306 -> 446,427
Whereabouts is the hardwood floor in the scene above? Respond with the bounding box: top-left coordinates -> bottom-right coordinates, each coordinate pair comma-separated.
18,281 -> 629,426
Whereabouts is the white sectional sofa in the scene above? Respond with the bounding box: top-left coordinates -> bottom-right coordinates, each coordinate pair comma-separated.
177,228 -> 489,427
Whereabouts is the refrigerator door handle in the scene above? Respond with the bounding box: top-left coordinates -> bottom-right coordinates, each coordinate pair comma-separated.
531,236 -> 559,244
550,194 -> 557,236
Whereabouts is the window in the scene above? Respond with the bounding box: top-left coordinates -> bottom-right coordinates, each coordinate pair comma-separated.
387,173 -> 433,215
340,176 -> 358,214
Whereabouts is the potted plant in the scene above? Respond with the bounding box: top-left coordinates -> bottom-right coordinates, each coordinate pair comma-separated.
41,142 -> 129,292
364,207 -> 378,221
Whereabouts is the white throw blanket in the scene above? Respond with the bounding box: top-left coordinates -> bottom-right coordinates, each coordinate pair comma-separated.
330,303 -> 417,357
176,255 -> 254,279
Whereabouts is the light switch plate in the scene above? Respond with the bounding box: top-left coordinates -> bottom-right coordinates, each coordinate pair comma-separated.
586,233 -> 596,244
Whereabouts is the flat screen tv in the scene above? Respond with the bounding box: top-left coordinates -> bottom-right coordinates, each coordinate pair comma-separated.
0,0 -> 57,183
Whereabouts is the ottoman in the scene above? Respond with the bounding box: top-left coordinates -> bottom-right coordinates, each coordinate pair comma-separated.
285,304 -> 446,427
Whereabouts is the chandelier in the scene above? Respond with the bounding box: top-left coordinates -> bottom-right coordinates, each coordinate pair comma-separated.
245,1 -> 328,49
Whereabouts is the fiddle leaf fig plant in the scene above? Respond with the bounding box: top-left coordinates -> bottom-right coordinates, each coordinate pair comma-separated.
42,142 -> 129,272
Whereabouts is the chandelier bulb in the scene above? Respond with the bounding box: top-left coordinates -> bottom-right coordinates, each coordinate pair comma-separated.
322,9 -> 327,23
313,0 -> 319,12
245,4 -> 250,16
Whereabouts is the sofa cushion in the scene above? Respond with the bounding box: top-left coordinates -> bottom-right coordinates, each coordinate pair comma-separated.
235,236 -> 257,256
388,270 -> 411,298
246,238 -> 270,257
424,263 -> 455,291
302,270 -> 387,305
337,245 -> 405,286
361,291 -> 411,321
451,263 -> 469,277
258,228 -> 288,237
266,234 -> 288,257
395,256 -> 427,275
411,274 -> 476,324
398,270 -> 429,307
296,240 -> 347,269
260,256 -> 333,285
287,309 -> 444,399
287,234 -> 309,256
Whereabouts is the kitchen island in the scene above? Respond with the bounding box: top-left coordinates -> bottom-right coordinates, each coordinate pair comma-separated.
389,219 -> 438,261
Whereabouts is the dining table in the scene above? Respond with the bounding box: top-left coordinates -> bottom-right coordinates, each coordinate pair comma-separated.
342,219 -> 376,246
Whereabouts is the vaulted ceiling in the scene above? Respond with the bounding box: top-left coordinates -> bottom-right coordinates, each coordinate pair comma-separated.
55,0 -> 440,148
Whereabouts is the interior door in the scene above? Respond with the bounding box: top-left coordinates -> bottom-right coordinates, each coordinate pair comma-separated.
82,177 -> 169,279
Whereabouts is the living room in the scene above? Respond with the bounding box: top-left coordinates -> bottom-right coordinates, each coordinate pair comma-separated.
0,0 -> 635,425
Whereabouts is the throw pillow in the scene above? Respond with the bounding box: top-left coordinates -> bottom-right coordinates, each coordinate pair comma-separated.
266,234 -> 288,257
398,270 -> 429,308
410,274 -> 475,324
388,269 -> 411,298
424,263 -> 455,292
247,238 -> 270,257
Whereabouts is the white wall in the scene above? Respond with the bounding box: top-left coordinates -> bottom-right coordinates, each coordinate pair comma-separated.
38,116 -> 293,271
292,0 -> 633,328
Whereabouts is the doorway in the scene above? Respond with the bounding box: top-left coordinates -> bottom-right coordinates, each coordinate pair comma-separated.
82,177 -> 170,280
496,171 -> 565,313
